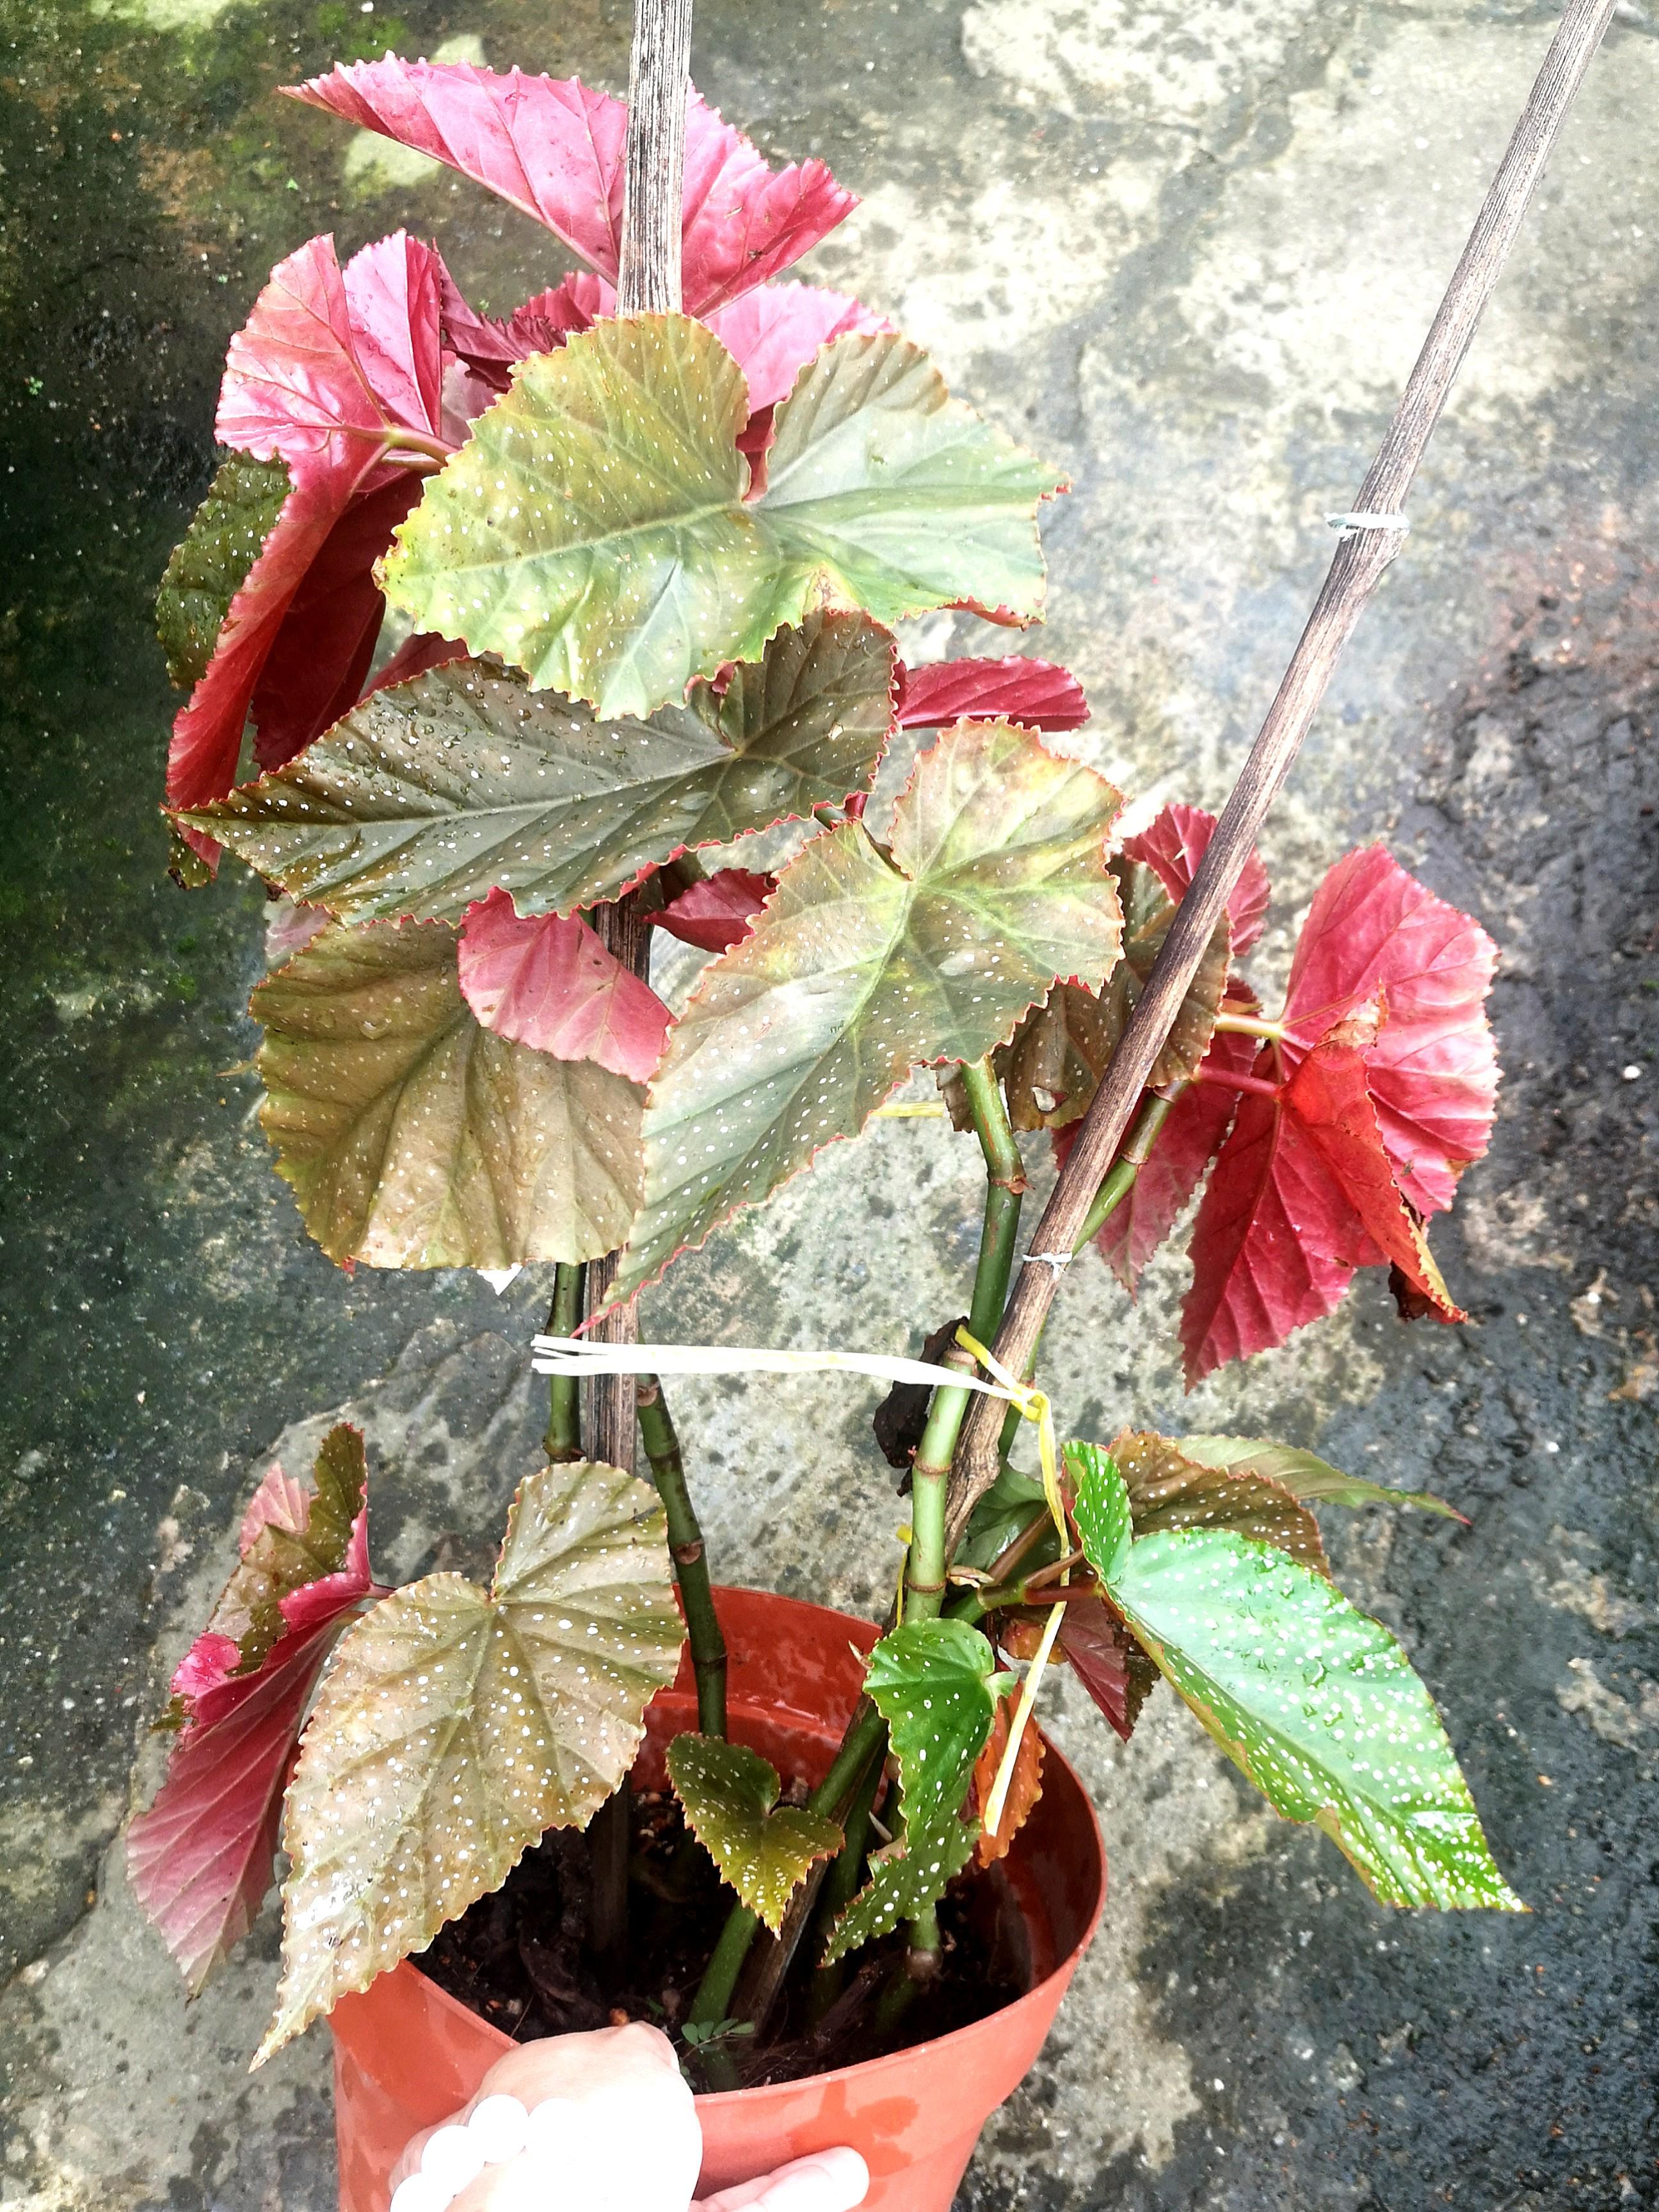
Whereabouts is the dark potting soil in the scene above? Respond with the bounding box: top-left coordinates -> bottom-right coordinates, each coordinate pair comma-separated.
415,1785 -> 1032,2092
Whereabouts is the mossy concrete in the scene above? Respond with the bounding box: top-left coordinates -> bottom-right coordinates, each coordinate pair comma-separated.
1,0 -> 1655,2206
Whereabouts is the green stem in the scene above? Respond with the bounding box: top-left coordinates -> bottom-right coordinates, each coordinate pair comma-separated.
543,1264 -> 586,1462
687,1704 -> 888,2030
1073,1089 -> 1178,1251
1211,1010 -> 1285,1041
688,1903 -> 760,2028
805,1743 -> 886,2024
907,1059 -> 1025,1623
637,1376 -> 728,1738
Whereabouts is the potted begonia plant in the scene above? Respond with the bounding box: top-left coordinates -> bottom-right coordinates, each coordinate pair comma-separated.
127,2 -> 1615,2203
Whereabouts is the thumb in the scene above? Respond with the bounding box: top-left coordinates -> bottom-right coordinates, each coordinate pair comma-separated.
692,2147 -> 869,2212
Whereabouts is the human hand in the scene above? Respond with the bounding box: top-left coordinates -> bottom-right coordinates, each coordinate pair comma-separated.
389,2023 -> 868,2212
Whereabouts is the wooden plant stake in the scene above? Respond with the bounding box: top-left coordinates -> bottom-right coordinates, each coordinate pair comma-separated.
945,0 -> 1621,1543
586,0 -> 696,1475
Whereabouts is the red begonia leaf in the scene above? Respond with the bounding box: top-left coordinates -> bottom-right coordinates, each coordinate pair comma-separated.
1179,1055 -> 1356,1384
1122,801 -> 1269,956
249,472 -> 424,773
164,466 -> 355,830
438,268 -> 607,390
1055,1594 -> 1158,1743
1054,1010 -> 1260,1294
458,887 -> 672,1083
651,869 -> 774,954
287,62 -> 854,314
361,626 -> 468,700
1180,1024 -> 1464,1384
1282,846 -> 1498,1215
164,232 -> 453,837
127,1426 -> 378,1996
1282,1030 -> 1465,1325
896,657 -> 1089,733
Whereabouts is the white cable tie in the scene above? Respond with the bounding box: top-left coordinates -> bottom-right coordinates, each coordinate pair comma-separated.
1022,1250 -> 1074,1276
1326,509 -> 1411,540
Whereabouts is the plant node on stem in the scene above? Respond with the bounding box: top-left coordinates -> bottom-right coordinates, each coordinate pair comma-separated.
637,1375 -> 728,1737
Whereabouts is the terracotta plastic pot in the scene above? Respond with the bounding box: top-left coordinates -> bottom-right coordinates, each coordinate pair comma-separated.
329,1587 -> 1106,2212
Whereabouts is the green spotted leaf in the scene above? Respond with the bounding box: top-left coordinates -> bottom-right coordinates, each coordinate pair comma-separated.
821,1810 -> 978,1967
381,316 -> 1064,719
666,1735 -> 843,1935
1002,851 -> 1231,1131
252,915 -> 642,1269
824,1616 -> 1012,1966
157,454 -> 291,692
179,613 -> 896,926
256,1457 -> 682,2062
1068,1443 -> 1523,1911
1176,1436 -> 1465,1523
612,718 -> 1123,1302
1110,1430 -> 1328,1576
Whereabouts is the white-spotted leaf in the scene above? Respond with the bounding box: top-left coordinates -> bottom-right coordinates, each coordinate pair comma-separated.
252,916 -> 642,1269
612,719 -> 1123,1302
181,614 -> 895,926
257,1458 -> 682,2060
1068,1443 -> 1523,1911
380,317 -> 1064,719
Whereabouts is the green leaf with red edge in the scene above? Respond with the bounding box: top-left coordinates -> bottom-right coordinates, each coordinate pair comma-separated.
252,915 -> 643,1270
285,65 -> 854,316
1107,1428 -> 1327,1574
666,1735 -> 843,1935
180,613 -> 895,926
825,1617 -> 1013,1965
1068,1442 -> 1522,1910
1281,844 -> 1498,1216
610,719 -> 1124,1305
127,1425 -> 378,1996
256,1456 -> 682,2062
381,316 -> 1064,721
1002,846 -> 1231,1130
1176,1436 -> 1465,1522
157,455 -> 291,692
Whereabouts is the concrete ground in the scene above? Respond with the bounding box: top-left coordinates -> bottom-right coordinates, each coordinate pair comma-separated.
1,0 -> 1656,2204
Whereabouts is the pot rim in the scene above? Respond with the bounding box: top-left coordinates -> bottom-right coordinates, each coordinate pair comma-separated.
387,1583 -> 1108,2110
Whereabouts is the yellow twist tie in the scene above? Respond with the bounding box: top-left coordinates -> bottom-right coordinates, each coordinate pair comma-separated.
953,1326 -> 1066,1553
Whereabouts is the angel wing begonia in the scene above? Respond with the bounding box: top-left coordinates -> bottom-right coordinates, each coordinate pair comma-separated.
896,656 -> 1089,733
458,888 -> 672,1084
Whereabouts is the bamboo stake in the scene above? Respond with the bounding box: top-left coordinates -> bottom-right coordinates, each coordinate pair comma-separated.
588,0 -> 695,1470
946,0 -> 1621,1546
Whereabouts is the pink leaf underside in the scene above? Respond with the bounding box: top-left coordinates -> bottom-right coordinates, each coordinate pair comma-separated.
250,471 -> 424,773
438,268 -> 608,387
237,1461 -> 310,1551
1178,1022 -> 1463,1385
285,63 -> 856,313
362,626 -> 469,700
1121,801 -> 1270,956
1056,1598 -> 1146,1742
651,869 -> 774,954
457,888 -> 672,1084
125,1518 -> 373,1994
1281,845 -> 1499,1215
895,657 -> 1089,733
1054,1020 -> 1261,1294
125,1624 -> 339,1992
168,232 -> 453,833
